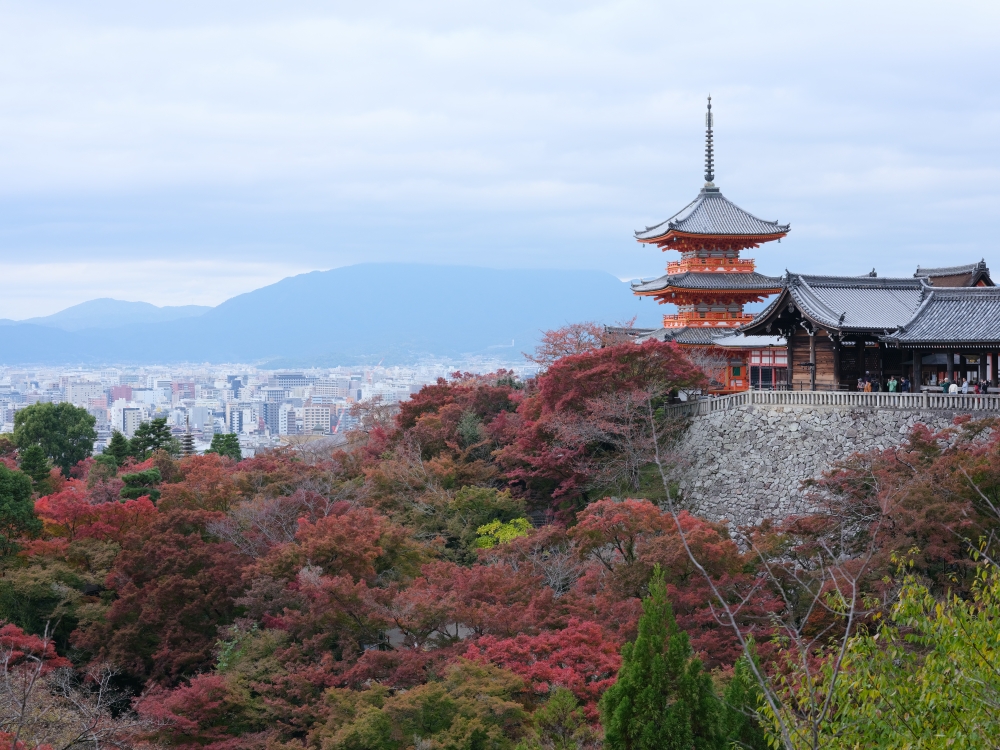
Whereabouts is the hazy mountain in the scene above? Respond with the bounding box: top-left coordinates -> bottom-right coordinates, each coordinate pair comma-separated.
0,264 -> 664,365
0,298 -> 212,331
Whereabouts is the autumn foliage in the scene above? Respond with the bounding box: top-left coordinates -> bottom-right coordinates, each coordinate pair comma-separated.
1,334 -> 998,749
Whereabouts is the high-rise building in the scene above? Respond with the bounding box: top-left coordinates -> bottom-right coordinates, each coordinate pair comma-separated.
303,405 -> 332,434
172,382 -> 196,399
68,382 -> 104,405
190,405 -> 212,431
260,386 -> 287,402
260,401 -> 282,435
226,402 -> 256,434
122,408 -> 142,437
109,385 -> 133,402
275,373 -> 316,389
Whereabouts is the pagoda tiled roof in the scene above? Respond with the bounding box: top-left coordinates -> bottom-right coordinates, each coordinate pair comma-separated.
883,287 -> 1000,346
635,187 -> 790,241
632,271 -> 782,294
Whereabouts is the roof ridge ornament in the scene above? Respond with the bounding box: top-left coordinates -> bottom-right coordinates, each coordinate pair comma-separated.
704,95 -> 715,187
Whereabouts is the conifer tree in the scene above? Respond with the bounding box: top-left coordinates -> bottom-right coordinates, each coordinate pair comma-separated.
721,641 -> 768,750
207,433 -> 242,461
18,444 -> 53,496
599,564 -> 723,750
104,431 -> 132,466
130,418 -> 175,459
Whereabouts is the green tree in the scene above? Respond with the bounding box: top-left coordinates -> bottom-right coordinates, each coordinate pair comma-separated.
444,486 -> 528,563
206,433 -> 241,461
13,402 -> 97,476
476,517 -> 533,549
103,430 -> 132,466
18,444 -> 53,496
599,564 -> 723,750
88,453 -> 119,488
771,562 -> 1000,749
517,687 -> 599,750
120,467 -> 163,502
130,417 -> 175,459
320,660 -> 529,750
0,462 -> 41,555
721,642 -> 768,750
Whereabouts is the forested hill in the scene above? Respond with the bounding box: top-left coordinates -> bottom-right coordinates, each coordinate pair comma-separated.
0,264 -> 660,365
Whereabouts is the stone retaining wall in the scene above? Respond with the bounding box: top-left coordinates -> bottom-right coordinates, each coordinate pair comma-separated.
676,405 -> 960,526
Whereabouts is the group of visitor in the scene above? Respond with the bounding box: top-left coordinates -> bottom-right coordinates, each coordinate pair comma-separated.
857,372 -> 912,393
936,378 -> 987,394
857,373 -> 990,394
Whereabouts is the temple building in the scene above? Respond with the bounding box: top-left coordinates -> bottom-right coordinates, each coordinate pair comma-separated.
630,97 -> 788,392
742,268 -> 1000,390
630,100 -> 1000,393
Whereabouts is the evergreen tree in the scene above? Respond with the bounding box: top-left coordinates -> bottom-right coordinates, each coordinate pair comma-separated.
521,687 -> 599,750
0,463 -> 40,556
207,433 -> 242,461
130,418 -> 174,459
13,402 -> 97,476
18,444 -> 53,496
104,431 -> 132,466
120,468 -> 163,502
721,641 -> 769,750
599,564 -> 723,750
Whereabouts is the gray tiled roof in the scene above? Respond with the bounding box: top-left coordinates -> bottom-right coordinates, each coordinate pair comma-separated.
632,271 -> 782,293
914,260 -> 988,278
747,273 -> 927,333
885,287 -> 1000,345
635,187 -> 790,240
636,327 -> 785,348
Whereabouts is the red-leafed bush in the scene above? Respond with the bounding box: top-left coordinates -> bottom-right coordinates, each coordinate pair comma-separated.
466,618 -> 621,720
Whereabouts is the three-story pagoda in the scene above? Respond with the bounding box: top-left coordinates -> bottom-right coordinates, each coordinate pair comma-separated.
632,97 -> 787,329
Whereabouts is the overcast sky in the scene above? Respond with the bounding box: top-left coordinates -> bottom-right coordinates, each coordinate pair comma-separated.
0,0 -> 998,318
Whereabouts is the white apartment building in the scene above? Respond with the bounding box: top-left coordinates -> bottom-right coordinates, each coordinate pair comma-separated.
122,407 -> 143,437
67,381 -> 104,405
303,405 -> 331,434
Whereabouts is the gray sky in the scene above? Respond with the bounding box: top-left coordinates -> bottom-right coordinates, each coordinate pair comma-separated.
0,0 -> 998,318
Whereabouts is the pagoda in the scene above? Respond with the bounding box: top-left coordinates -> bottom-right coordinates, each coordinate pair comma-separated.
632,97 -> 787,329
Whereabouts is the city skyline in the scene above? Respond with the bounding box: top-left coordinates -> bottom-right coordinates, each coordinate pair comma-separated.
0,360 -> 526,454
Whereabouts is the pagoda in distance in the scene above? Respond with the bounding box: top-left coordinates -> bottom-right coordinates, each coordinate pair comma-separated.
632,97 -> 787,329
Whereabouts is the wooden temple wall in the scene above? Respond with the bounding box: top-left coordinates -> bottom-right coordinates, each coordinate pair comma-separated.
787,329 -> 838,390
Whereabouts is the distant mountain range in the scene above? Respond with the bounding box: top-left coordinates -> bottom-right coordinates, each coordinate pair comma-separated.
0,299 -> 212,331
0,264 -> 663,366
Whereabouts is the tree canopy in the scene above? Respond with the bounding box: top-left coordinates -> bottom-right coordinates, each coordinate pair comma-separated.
0,463 -> 39,555
600,564 -> 722,750
207,433 -> 241,461
13,402 -> 97,476
0,334 -> 999,749
131,417 -> 176,459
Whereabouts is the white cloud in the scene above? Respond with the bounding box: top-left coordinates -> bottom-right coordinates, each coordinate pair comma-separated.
0,0 -> 997,316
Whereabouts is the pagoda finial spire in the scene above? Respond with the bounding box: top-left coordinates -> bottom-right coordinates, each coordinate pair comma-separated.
704,95 -> 715,186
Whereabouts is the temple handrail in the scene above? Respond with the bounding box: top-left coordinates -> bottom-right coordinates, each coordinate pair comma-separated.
670,390 -> 1000,417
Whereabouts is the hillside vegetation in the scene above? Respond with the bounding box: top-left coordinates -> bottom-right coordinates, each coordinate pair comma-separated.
1,334 -> 999,749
